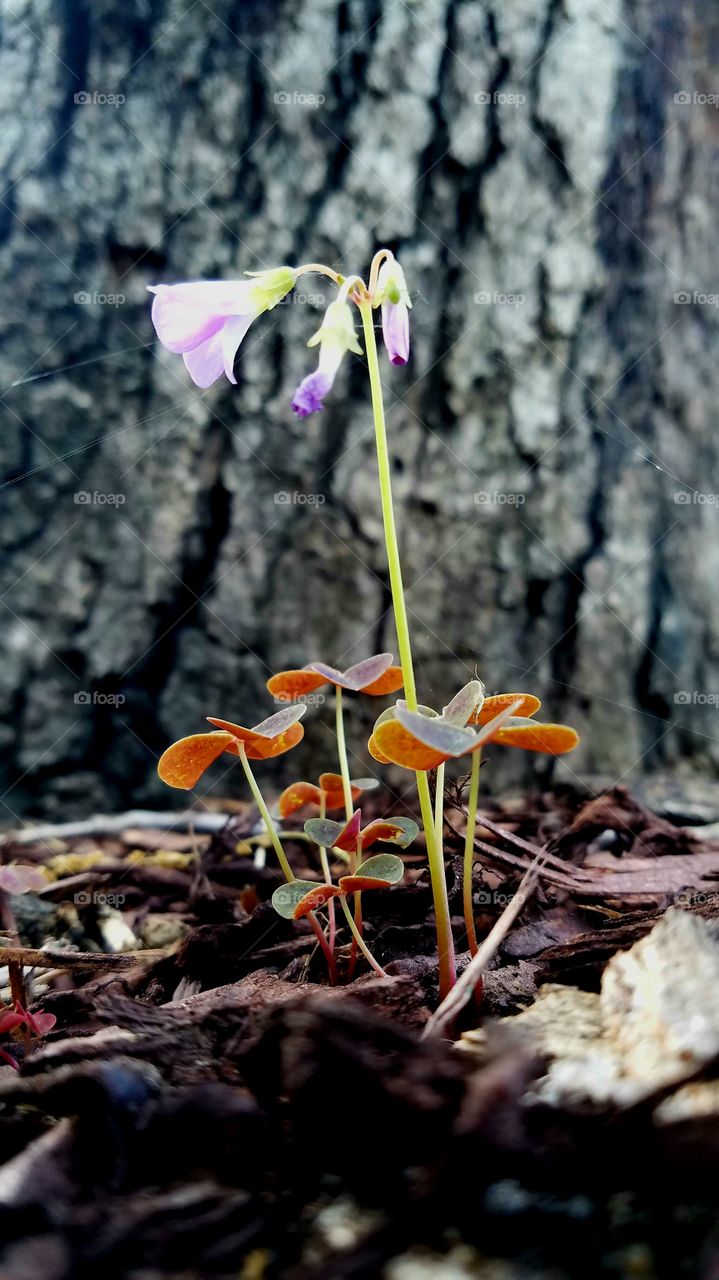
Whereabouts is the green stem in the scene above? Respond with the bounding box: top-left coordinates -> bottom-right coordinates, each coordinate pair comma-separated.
359,301 -> 417,709
238,746 -> 295,883
434,764 -> 445,846
238,746 -> 336,982
359,300 -> 455,998
335,687 -> 354,822
339,894 -> 388,978
463,749 -> 481,956
416,771 -> 455,996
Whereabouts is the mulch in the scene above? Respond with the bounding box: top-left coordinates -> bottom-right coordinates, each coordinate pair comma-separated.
1,781 -> 719,1278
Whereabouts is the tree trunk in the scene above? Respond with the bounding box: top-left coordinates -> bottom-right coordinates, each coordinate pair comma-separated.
0,0 -> 715,817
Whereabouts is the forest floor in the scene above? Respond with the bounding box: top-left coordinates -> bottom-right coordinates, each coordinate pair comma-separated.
1,779 -> 719,1278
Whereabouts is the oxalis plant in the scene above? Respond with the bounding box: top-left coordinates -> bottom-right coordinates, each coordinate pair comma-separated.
151,250 -> 579,999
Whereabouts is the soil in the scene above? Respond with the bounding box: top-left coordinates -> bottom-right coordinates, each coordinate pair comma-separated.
1,781 -> 719,1279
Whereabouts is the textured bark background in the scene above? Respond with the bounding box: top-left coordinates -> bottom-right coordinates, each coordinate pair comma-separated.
0,0 -> 717,819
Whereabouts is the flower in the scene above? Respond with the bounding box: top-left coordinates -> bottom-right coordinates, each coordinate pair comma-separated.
291,298 -> 362,416
158,705 -> 307,790
277,772 -> 378,818
148,267 -> 297,388
368,680 -> 579,770
376,255 -> 411,365
267,652 -> 404,701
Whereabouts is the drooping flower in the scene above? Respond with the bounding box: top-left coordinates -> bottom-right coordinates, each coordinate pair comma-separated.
148,267 -> 297,388
291,298 -> 362,416
368,679 -> 579,770
376,255 -> 411,366
267,652 -> 404,701
277,772 -> 378,818
158,705 -> 307,790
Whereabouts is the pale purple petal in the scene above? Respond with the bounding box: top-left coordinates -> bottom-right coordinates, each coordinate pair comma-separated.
148,281 -> 256,354
182,331 -> 225,387
221,313 -> 255,384
381,299 -> 410,365
291,369 -> 332,417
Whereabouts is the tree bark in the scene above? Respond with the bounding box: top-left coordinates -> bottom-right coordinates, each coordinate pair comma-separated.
0,0 -> 716,817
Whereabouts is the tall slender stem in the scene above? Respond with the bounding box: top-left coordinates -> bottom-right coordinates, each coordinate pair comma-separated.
359,300 -> 456,998
339,895 -> 388,978
335,688 -> 354,822
463,749 -> 481,956
359,301 -> 417,709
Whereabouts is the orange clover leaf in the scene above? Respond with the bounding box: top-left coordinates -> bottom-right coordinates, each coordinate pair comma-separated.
267,652 -> 403,701
158,705 -> 307,790
277,772 -> 378,818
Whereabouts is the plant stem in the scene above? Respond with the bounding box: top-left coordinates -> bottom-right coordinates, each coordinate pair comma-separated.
339,895 -> 388,978
319,795 -> 337,956
359,301 -> 417,709
336,685 -> 364,975
416,773 -> 455,997
238,746 -> 336,982
359,300 -> 455,998
463,749 -> 481,956
434,764 -> 445,846
238,746 -> 295,883
0,888 -> 26,1009
335,688 -> 354,823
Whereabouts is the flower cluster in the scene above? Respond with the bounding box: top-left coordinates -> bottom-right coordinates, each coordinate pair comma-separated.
148,253 -> 410,411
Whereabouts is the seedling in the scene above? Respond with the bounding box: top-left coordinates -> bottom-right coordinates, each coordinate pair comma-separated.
157,702 -> 338,981
272,851 -> 404,978
277,772 -> 378,819
0,1002 -> 56,1070
370,681 -> 578,954
269,652 -> 406,967
151,248 -> 582,1000
0,862 -> 47,1010
269,652 -> 403,820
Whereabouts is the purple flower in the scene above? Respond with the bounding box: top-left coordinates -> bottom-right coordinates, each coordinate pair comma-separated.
292,369 -> 333,417
291,299 -> 362,418
377,256 -> 411,366
147,268 -> 296,388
